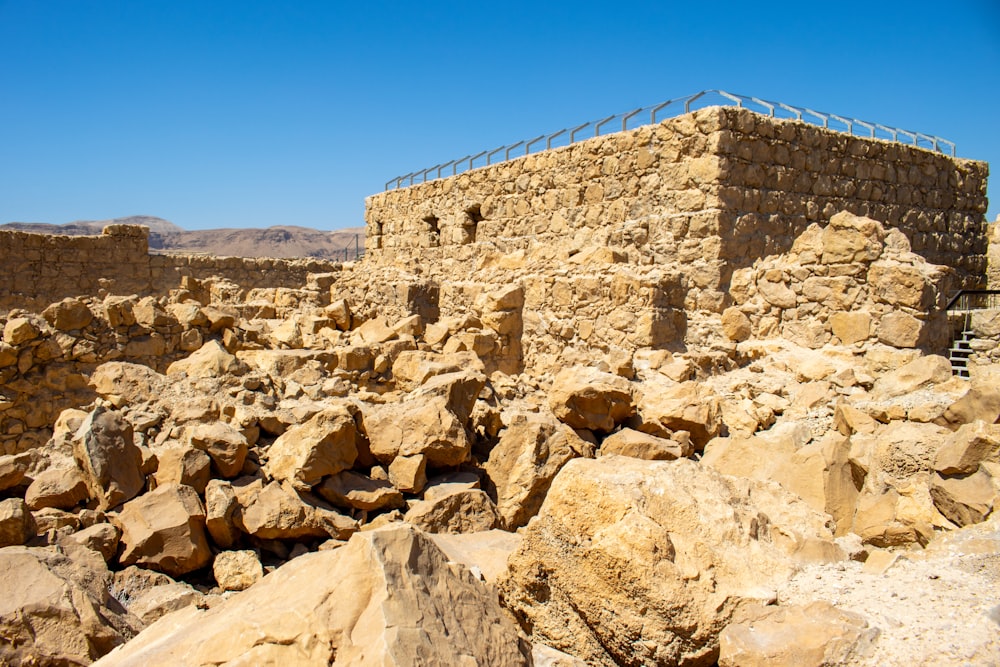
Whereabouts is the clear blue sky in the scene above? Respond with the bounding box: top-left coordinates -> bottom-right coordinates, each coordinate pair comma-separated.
1,0 -> 998,230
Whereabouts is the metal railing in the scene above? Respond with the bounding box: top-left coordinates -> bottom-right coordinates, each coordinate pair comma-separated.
384,89 -> 958,191
945,289 -> 1000,312
332,233 -> 364,262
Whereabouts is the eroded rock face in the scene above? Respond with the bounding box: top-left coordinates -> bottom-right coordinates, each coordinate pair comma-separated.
498,456 -> 840,667
73,407 -> 145,511
548,366 -> 635,433
92,525 -> 531,666
0,545 -> 141,666
263,405 -> 358,489
117,483 -> 211,576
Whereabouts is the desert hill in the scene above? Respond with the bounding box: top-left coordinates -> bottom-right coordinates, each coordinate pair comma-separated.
0,216 -> 365,260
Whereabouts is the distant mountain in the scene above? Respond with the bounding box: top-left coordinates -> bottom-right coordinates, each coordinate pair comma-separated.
0,216 -> 366,260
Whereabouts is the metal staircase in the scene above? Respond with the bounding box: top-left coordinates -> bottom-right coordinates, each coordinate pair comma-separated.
945,289 -> 1000,377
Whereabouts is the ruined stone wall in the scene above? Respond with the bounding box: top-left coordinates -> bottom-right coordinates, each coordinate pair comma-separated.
365,106 -> 989,298
0,225 -> 152,311
0,225 -> 343,312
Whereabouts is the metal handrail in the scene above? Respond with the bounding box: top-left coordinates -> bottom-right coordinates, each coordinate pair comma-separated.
385,88 -> 960,190
945,289 -> 1000,311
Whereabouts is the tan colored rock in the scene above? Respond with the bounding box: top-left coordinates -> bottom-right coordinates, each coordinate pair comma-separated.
73,407 -> 145,510
0,452 -> 33,492
204,479 -> 239,549
62,522 -> 121,562
934,421 -> 1000,475
166,339 -> 248,378
877,311 -> 923,348
388,454 -> 428,493
127,581 -> 203,624
325,297 -> 352,330
0,497 -> 37,547
548,366 -> 635,433
187,422 -> 248,478
42,297 -> 95,331
833,402 -> 877,436
117,483 -> 212,576
940,382 -> 1000,427
364,396 -> 470,467
830,311 -> 872,345
91,525 -> 531,666
485,412 -> 591,529
404,488 -> 501,534
719,601 -> 878,667
24,466 -> 90,510
600,427 -> 692,460
391,350 -> 485,391
872,354 -> 952,400
821,211 -> 884,264
264,405 -> 358,489
721,307 -> 752,342
4,316 -> 41,345
155,445 -> 212,494
316,470 -> 405,511
356,316 -> 398,344
929,469 -> 996,527
236,480 -> 357,541
0,546 -> 140,666
635,380 -> 722,449
89,361 -> 168,406
498,457 -> 840,667
410,368 -> 487,424
213,550 -> 263,591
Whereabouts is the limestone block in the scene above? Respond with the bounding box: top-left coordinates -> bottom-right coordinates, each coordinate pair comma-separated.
600,428 -> 691,460
391,350 -> 485,391
235,480 -> 357,541
820,211 -> 884,264
935,421 -> 1000,475
868,262 -> 932,309
757,276 -> 797,308
410,369 -> 487,425
316,470 -> 405,511
204,479 -> 239,549
877,311 -> 924,348
73,407 -> 145,511
126,581 -> 203,625
263,404 -> 358,490
940,382 -> 1000,427
484,412 -> 590,529
166,340 -> 248,378
24,466 -> 89,510
719,601 -> 878,667
325,298 -> 352,330
872,355 -> 952,400
42,297 -> 94,331
4,317 -> 41,345
117,483 -> 211,576
213,550 -> 263,591
388,454 -> 427,494
187,422 -> 248,478
0,497 -> 37,547
635,380 -> 722,449
0,451 -> 32,491
363,396 -> 470,467
403,488 -> 501,534
356,316 -> 398,344
548,366 -> 635,433
830,311 -> 871,345
154,446 -> 212,495
62,523 -> 121,562
929,469 -> 996,527
721,307 -> 752,341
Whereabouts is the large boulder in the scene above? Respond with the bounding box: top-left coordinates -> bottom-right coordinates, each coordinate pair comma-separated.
0,498 -> 37,547
635,380 -> 722,449
117,483 -> 211,576
42,297 -> 94,331
235,480 -> 357,541
316,470 -> 405,512
484,412 -> 592,529
362,396 -> 471,467
165,340 -> 248,378
498,456 -> 841,667
403,488 -> 501,534
92,525 -> 531,666
391,350 -> 485,392
263,405 -> 359,489
187,422 -> 249,478
0,545 -> 141,665
73,407 -> 145,510
548,366 -> 635,433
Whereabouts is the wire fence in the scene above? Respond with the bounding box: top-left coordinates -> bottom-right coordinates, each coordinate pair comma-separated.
332,233 -> 364,262
385,89 -> 957,191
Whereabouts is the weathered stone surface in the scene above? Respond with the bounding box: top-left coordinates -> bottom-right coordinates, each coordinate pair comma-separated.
363,396 -> 470,467
4,316 -> 41,345
166,340 -> 248,378
73,407 -> 146,510
235,480 -> 357,541
484,412 -> 591,529
187,422 -> 249,478
204,479 -> 239,549
0,452 -> 32,492
154,445 -> 212,495
42,297 -> 95,331
929,470 -> 996,527
934,421 -> 1000,475
316,470 -> 404,511
404,488 -> 501,534
126,581 -> 203,625
719,601 -> 878,667
635,380 -> 722,448
63,522 -> 121,562
877,311 -> 923,348
410,368 -> 487,425
391,350 -> 485,391
388,454 -> 428,494
92,525 -> 531,666
264,405 -> 358,489
117,483 -> 211,576
548,366 -> 635,433
428,529 -> 522,584
213,549 -> 263,591
940,383 -> 1000,427
872,355 -> 953,400
0,497 -> 37,547
498,457 -> 839,667
24,465 -> 90,510
721,307 -> 752,342
600,427 -> 692,460
0,546 -> 140,666
830,311 -> 872,345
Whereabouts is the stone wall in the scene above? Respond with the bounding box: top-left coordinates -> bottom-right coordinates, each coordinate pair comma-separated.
0,226 -> 343,311
365,106 -> 989,298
